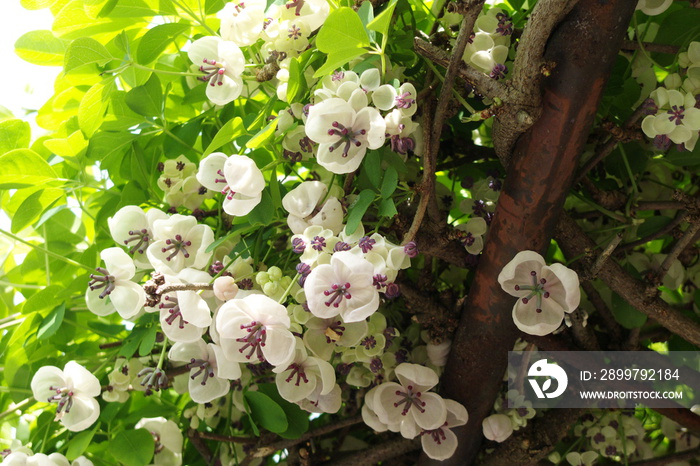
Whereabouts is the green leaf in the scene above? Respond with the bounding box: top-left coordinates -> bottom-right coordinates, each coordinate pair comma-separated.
11,188 -> 63,233
380,166 -> 398,199
136,23 -> 190,65
247,190 -> 274,226
256,384 -> 309,439
37,303 -> 66,340
125,74 -> 163,117
244,391 -> 288,434
87,131 -> 138,161
378,197 -> 398,218
88,321 -> 126,336
22,285 -> 62,314
345,189 -> 375,235
204,117 -> 245,156
79,80 -> 114,138
363,151 -> 381,188
0,119 -> 31,154
367,0 -> 398,37
118,327 -> 147,358
53,0 -> 144,39
138,325 -> 158,356
314,47 -> 367,78
108,429 -> 154,466
317,7 -> 370,53
286,57 -> 305,103
246,119 -> 278,149
66,427 -> 97,461
64,37 -> 114,72
0,149 -> 58,189
611,292 -> 647,329
14,30 -> 69,66
637,216 -> 672,239
21,0 -> 57,8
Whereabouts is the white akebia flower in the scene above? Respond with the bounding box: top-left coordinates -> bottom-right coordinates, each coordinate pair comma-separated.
291,225 -> 337,266
217,0 -> 266,46
188,36 -> 245,106
108,206 -> 168,269
147,214 -> 214,274
274,338 -> 335,403
299,383 -> 342,414
197,152 -> 265,216
277,0 -> 330,32
305,98 -> 386,174
373,363 -> 447,434
635,0 -> 672,15
86,247 -> 145,319
282,181 -> 344,235
420,399 -> 468,461
169,340 -> 240,403
31,361 -> 100,432
304,251 -> 380,322
216,294 -> 296,367
497,250 -> 581,336
135,417 -> 184,466
482,413 -> 513,443
565,451 -> 599,466
456,217 -> 488,255
641,89 -> 700,149
303,315 -> 368,360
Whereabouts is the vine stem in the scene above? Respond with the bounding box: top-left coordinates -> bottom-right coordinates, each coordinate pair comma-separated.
0,228 -> 94,272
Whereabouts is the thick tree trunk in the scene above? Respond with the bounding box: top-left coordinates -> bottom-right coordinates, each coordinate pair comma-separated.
422,0 -> 638,464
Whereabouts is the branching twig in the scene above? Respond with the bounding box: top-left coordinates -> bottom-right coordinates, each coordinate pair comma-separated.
590,233 -> 623,277
656,220 -> 700,281
197,431 -> 257,444
576,102 -> 649,183
620,39 -> 681,55
329,437 -> 420,466
617,210 -> 688,253
188,428 -> 221,466
556,212 -> 700,347
581,281 -> 624,343
248,416 -> 363,458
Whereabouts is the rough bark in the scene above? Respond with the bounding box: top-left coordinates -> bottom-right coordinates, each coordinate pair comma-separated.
421,0 -> 638,464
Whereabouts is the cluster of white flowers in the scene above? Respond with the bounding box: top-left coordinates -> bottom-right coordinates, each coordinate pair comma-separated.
481,389 -> 536,444
641,42 -> 700,152
461,7 -> 513,79
275,67 -> 423,175
188,0 -> 329,106
157,155 -> 212,210
362,363 -> 468,460
2,444 -> 93,466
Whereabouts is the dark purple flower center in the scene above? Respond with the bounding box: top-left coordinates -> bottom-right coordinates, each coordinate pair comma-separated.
47,386 -> 74,418
236,321 -> 267,361
324,320 -> 345,343
188,358 -> 215,386
667,105 -> 685,125
311,236 -> 326,251
124,228 -> 150,255
324,282 -> 352,307
514,270 -> 550,313
327,121 -> 367,157
395,91 -> 415,109
359,236 -> 376,253
88,267 -> 116,299
161,234 -> 192,261
160,296 -> 188,329
199,58 -> 226,87
292,237 -> 306,254
393,384 -> 426,415
285,363 -> 309,385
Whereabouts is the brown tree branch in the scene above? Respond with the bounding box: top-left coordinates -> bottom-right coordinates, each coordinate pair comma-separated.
556,212 -> 700,347
620,39 -> 681,55
328,437 -> 420,466
426,0 -> 638,464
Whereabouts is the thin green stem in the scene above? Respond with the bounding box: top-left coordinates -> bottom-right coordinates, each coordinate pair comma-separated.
0,228 -> 93,272
278,274 -> 300,304
157,336 -> 170,369
423,59 -> 476,113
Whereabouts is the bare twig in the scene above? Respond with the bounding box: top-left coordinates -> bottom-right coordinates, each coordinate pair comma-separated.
188,428 -> 221,466
656,221 -> 700,281
576,102 -> 649,183
556,212 -> 700,347
413,38 -> 514,102
248,416 -> 363,458
590,233 -> 623,277
629,446 -> 700,465
620,39 -> 681,55
329,437 -> 420,466
403,7 -> 485,245
581,281 -> 624,343
617,211 -> 688,253
157,282 -> 213,294
197,431 -> 257,444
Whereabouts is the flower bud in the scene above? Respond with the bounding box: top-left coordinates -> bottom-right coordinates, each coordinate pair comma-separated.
426,339 -> 451,367
482,414 -> 513,443
214,276 -> 239,301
